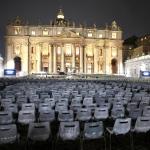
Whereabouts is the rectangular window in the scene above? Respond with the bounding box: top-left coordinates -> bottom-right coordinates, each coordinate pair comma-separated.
76,32 -> 79,36
112,32 -> 117,39
88,33 -> 92,37
14,27 -> 21,35
111,47 -> 118,57
99,34 -> 103,38
76,47 -> 80,56
43,30 -> 48,36
57,31 -> 61,35
65,44 -> 72,56
15,29 -> 18,35
31,31 -> 35,35
57,47 -> 61,55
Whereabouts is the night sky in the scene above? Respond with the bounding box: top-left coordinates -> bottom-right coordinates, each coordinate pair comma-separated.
0,0 -> 150,56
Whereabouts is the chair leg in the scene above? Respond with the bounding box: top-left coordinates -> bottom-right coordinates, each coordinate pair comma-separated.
80,137 -> 83,150
104,136 -> 107,150
109,134 -> 112,150
130,132 -> 134,150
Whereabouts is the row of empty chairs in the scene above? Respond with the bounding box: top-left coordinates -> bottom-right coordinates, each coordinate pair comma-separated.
0,79 -> 150,150
1,116 -> 150,150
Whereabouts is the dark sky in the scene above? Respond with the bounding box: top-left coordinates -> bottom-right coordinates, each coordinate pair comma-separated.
0,0 -> 150,56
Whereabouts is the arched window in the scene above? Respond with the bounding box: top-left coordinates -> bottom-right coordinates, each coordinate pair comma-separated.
111,58 -> 118,74
14,56 -> 21,72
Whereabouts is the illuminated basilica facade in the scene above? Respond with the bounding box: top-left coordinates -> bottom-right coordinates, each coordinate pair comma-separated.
5,9 -> 123,75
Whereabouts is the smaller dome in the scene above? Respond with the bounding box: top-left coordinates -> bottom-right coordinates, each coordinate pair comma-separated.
10,16 -> 25,26
57,9 -> 64,19
53,9 -> 70,27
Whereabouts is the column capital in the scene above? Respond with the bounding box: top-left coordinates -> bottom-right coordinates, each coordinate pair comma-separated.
50,43 -> 58,47
73,43 -> 80,47
60,43 -> 65,47
95,45 -> 103,49
81,44 -> 86,47
80,45 -> 84,73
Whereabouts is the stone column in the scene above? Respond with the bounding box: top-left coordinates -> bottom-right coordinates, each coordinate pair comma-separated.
6,43 -> 14,69
84,46 -> 87,73
21,43 -> 29,75
28,44 -> 36,73
105,46 -> 111,74
48,44 -> 53,73
118,47 -> 123,74
53,45 -> 57,73
35,44 -> 41,73
103,44 -> 107,74
61,44 -> 65,72
27,43 -> 30,74
94,47 -> 98,73
72,45 -> 75,71
29,44 -> 34,73
34,44 -> 37,73
80,46 -> 83,73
